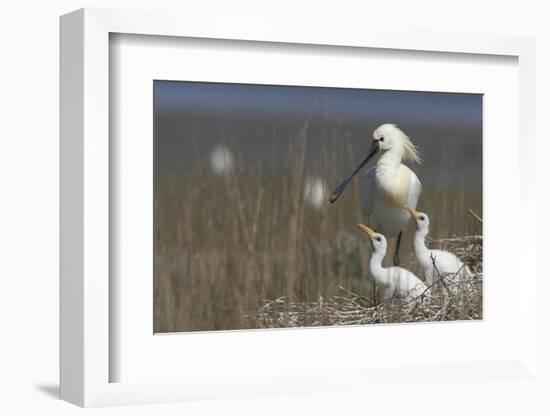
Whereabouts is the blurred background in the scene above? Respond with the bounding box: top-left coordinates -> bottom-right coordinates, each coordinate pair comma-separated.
154,81 -> 482,332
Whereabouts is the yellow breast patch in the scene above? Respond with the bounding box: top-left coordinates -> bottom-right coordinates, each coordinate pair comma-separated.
377,167 -> 410,207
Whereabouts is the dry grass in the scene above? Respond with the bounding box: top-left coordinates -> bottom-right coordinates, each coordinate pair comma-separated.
154,122 -> 483,332
250,232 -> 483,328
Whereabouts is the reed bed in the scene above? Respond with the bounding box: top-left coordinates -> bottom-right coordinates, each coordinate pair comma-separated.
154,122 -> 483,332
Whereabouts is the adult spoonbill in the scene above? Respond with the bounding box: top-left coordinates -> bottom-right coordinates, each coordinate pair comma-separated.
403,206 -> 474,288
357,224 -> 428,301
329,124 -> 422,266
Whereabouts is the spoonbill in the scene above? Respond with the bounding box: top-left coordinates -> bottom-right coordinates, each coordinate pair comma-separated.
330,124 -> 422,266
357,224 -> 428,301
403,206 -> 474,288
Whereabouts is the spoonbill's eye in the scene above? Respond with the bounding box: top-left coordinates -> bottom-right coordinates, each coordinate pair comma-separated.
380,137 -> 384,142
375,236 -> 381,242
419,216 -> 425,221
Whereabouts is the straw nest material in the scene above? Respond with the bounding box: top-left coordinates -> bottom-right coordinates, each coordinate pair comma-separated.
251,232 -> 483,328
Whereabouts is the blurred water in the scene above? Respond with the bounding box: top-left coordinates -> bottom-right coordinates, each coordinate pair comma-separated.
155,81 -> 482,195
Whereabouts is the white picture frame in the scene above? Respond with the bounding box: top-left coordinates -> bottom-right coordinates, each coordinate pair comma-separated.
60,7 -> 537,408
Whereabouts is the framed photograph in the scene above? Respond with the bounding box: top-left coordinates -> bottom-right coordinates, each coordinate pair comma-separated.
60,8 -> 537,407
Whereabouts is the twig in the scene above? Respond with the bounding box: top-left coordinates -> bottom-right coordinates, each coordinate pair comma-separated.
431,253 -> 451,296
468,209 -> 483,224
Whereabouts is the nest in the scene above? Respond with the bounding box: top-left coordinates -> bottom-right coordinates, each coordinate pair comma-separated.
251,232 -> 483,328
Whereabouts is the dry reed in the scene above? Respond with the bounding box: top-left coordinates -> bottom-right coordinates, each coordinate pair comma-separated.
154,121 -> 483,332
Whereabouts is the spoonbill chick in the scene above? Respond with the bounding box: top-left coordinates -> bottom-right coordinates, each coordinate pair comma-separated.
330,124 -> 422,266
404,206 -> 474,288
357,224 -> 428,302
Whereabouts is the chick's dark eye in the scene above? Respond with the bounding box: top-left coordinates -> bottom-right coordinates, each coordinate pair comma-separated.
380,137 -> 384,142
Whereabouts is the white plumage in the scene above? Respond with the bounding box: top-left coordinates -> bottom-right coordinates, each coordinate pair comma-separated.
404,206 -> 474,288
362,163 -> 421,238
330,124 -> 422,265
357,224 -> 428,301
